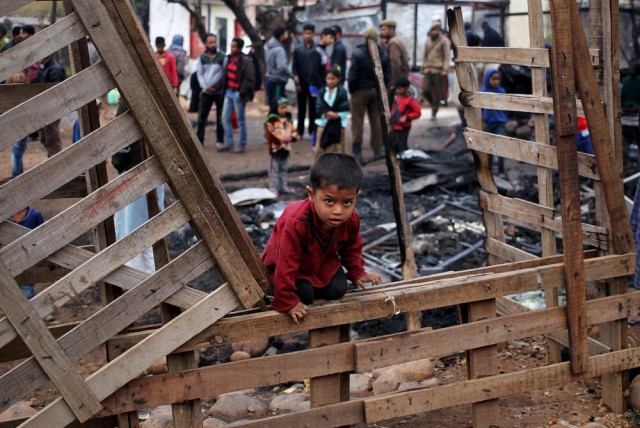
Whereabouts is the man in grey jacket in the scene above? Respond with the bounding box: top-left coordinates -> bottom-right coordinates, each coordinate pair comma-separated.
264,26 -> 292,112
196,33 -> 226,147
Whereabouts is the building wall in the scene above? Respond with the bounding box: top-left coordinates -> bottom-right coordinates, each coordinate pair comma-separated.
149,0 -> 191,54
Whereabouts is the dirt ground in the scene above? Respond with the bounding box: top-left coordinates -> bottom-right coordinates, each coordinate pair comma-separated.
1,95 -> 639,427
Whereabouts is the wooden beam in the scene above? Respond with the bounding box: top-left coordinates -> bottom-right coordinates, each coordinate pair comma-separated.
464,129 -> 599,181
484,237 -> 538,263
0,83 -> 57,113
460,92 -> 586,117
309,325 -> 350,415
0,322 -> 78,363
0,0 -> 33,19
0,176 -> 87,200
454,46 -> 600,68
0,62 -> 115,152
0,261 -> 102,422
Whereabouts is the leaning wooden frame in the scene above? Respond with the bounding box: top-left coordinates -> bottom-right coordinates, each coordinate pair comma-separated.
0,1 -> 637,428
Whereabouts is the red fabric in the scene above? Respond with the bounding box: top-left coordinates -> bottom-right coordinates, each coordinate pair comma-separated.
156,51 -> 178,88
227,56 -> 240,89
577,116 -> 588,132
391,94 -> 421,130
262,199 -> 367,312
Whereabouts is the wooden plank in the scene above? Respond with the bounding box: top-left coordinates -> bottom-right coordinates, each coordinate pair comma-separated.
0,62 -> 115,152
0,83 -> 57,113
0,157 -> 165,277
550,0 -> 588,375
0,176 -> 88,200
103,0 -> 268,293
0,261 -> 102,422
464,128 -> 599,180
97,291 -> 639,417
0,202 -> 189,351
23,283 -> 240,427
0,322 -> 78,363
454,46 -> 600,68
15,260 -> 71,284
72,0 -> 263,310
0,415 -> 119,428
0,0 -> 32,19
0,113 -> 142,220
461,91 -> 586,117
0,14 -> 86,83
309,326 -> 350,412
485,237 -> 537,263
0,242 -> 213,414
363,347 -> 640,423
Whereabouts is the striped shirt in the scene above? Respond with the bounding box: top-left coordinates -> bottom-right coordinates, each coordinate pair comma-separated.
227,56 -> 240,90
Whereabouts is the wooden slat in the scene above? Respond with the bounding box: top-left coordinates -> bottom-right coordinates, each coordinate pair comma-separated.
0,261 -> 102,422
0,322 -> 78,363
464,128 -> 599,180
454,46 -> 600,68
0,201 -> 189,351
0,242 -> 213,414
461,91 -> 586,117
23,283 -> 240,427
0,113 -> 141,220
309,326 -> 350,411
0,83 -> 57,113
485,237 -> 538,262
72,0 -> 263,310
0,0 -> 32,18
0,176 -> 88,200
0,62 -> 115,152
14,260 -> 71,284
0,157 -> 165,278
0,13 -> 86,83
363,347 -> 640,423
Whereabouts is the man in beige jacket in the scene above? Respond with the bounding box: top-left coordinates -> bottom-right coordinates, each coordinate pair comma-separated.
421,21 -> 451,119
380,19 -> 409,99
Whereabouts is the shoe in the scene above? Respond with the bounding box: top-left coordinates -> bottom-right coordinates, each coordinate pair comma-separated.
216,143 -> 230,152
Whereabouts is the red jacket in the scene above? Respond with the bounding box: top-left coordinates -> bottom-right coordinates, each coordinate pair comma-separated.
156,51 -> 178,88
262,199 -> 367,312
391,94 -> 421,131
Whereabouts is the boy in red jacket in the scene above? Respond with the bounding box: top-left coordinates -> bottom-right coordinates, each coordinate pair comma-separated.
262,153 -> 382,324
390,76 -> 421,153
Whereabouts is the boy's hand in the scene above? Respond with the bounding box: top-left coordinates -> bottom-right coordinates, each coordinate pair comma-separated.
399,115 -> 408,123
355,273 -> 382,290
326,111 -> 339,120
287,302 -> 308,324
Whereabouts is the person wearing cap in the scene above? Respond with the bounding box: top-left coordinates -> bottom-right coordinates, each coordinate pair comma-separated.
421,20 -> 451,119
480,22 -> 504,47
265,97 -> 298,195
380,19 -> 409,98
347,27 -> 390,163
265,25 -> 292,112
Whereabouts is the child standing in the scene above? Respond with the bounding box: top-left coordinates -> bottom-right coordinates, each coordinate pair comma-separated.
265,97 -> 298,195
10,206 -> 45,299
315,67 -> 350,158
481,68 -> 508,174
262,153 -> 382,324
390,76 -> 421,153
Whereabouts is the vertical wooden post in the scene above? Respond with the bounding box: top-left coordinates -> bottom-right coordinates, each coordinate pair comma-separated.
447,8 -> 500,427
366,38 -> 421,331
549,0 -> 588,375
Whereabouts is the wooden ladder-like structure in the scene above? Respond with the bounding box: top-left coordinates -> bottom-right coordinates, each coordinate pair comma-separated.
0,0 -> 266,426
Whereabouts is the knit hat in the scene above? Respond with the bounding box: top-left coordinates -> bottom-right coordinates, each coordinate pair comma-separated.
276,97 -> 290,106
431,20 -> 442,30
380,19 -> 396,28
171,34 -> 184,47
362,27 -> 379,41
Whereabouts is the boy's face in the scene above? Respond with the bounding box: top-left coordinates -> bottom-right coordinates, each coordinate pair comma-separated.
277,103 -> 289,116
306,184 -> 358,230
303,29 -> 314,44
156,42 -> 165,53
325,73 -> 339,88
396,85 -> 408,95
490,73 -> 501,88
320,33 -> 335,46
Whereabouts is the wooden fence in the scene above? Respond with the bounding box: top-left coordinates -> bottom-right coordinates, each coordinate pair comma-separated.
0,1 -> 637,427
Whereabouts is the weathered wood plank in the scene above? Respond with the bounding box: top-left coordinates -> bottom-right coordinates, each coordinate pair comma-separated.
0,0 -> 32,19
0,13 -> 85,83
0,262 -> 102,422
484,237 -> 536,263
461,91 -> 586,117
0,62 -> 115,152
0,176 -> 88,200
454,46 -> 600,68
309,325 -> 350,412
0,113 -> 141,220
0,322 -> 78,363
0,242 -> 213,414
23,283 -> 240,427
464,128 -> 599,180
0,83 -> 57,113
0,157 -> 165,278
363,347 -> 640,423
73,0 -> 263,310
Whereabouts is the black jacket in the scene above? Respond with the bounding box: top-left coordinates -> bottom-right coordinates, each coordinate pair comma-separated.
347,43 -> 390,94
38,58 -> 66,83
221,53 -> 256,103
292,42 -> 316,85
331,40 -> 348,82
315,85 -> 350,118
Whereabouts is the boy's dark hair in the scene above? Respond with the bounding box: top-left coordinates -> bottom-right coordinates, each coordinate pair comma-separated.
21,25 -> 35,36
205,33 -> 217,41
331,25 -> 342,36
302,23 -> 315,33
273,26 -> 286,40
310,153 -> 362,191
155,36 -> 165,45
232,37 -> 244,49
395,76 -> 410,88
12,26 -> 21,37
321,27 -> 336,38
326,66 -> 341,78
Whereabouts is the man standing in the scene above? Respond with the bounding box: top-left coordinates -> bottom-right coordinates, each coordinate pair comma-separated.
347,28 -> 390,163
155,36 -> 178,90
264,26 -> 292,112
168,34 -> 188,94
196,33 -> 226,147
480,22 -> 504,47
292,24 -> 317,139
330,25 -> 347,82
1,25 -> 20,52
421,21 -> 450,120
38,53 -> 66,157
20,25 -> 39,82
220,38 -> 256,153
309,27 -> 336,93
380,19 -> 409,97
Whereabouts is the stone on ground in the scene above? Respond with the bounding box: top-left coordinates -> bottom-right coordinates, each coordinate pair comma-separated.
209,392 -> 267,421
230,351 -> 251,362
140,405 -> 172,428
269,393 -> 308,412
372,368 -> 406,395
350,373 -> 373,397
203,417 -> 229,427
231,338 -> 269,357
629,374 -> 640,411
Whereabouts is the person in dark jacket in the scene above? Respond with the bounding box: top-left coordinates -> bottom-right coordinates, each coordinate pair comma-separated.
308,27 -> 335,91
347,28 -> 390,162
168,34 -> 188,94
481,68 -> 508,174
292,23 -> 317,139
330,25 -> 348,82
264,26 -> 292,112
220,38 -> 256,153
314,67 -> 349,158
480,22 -> 504,47
38,53 -> 66,157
